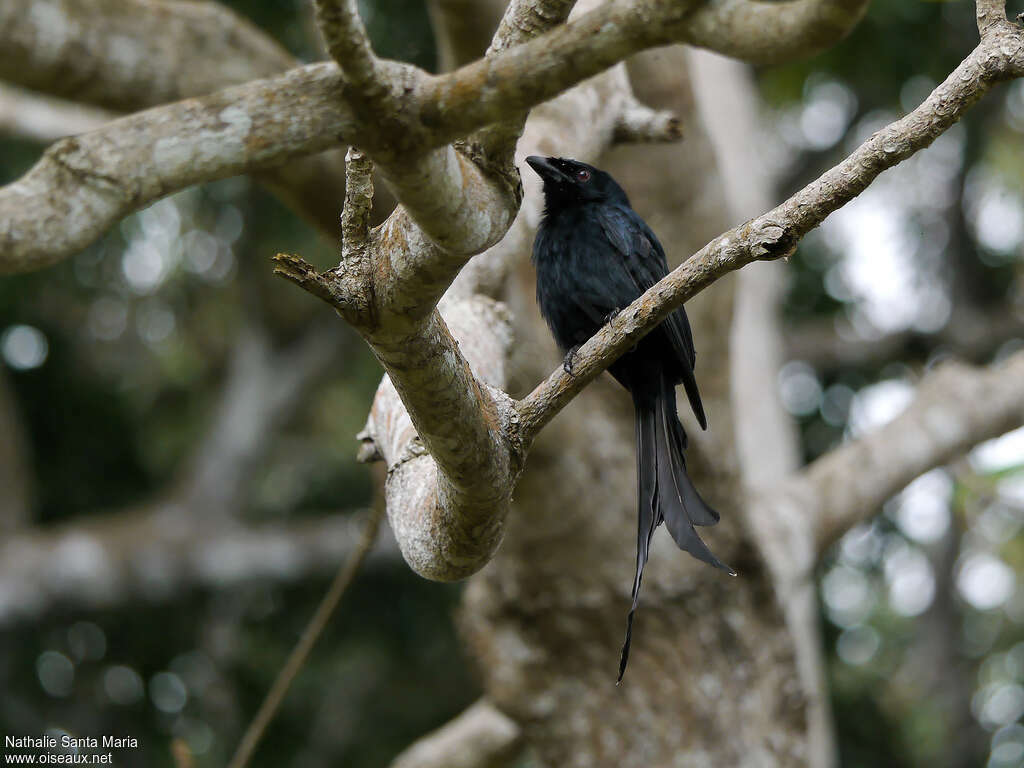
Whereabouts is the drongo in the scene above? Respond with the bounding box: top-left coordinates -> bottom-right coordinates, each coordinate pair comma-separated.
527,155 -> 734,682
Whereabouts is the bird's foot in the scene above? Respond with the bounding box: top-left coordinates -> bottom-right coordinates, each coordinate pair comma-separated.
562,345 -> 581,375
604,308 -> 621,325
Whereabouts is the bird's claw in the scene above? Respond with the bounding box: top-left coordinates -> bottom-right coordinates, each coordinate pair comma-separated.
562,345 -> 581,375
604,308 -> 621,325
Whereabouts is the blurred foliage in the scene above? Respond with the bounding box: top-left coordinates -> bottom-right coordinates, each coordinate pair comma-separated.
766,1 -> 1024,766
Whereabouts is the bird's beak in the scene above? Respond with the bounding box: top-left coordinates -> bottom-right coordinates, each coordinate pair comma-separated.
526,155 -> 571,184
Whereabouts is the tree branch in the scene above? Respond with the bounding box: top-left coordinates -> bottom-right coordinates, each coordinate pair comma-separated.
417,0 -> 869,138
0,0 -> 352,237
313,0 -> 382,91
802,350 -> 1024,556
784,306 -> 1024,372
682,0 -> 871,64
277,255 -> 520,580
0,0 -> 871,273
515,19 -> 1024,440
487,0 -> 577,55
977,0 -> 1008,35
0,510 -> 398,625
0,0 -> 294,112
279,60 -> 679,581
388,701 -> 523,768
0,64 -> 357,273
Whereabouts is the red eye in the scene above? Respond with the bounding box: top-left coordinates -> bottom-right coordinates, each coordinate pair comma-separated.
576,169 -> 591,182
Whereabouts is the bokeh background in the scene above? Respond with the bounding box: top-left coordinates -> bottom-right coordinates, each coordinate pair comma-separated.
1,0 -> 1023,766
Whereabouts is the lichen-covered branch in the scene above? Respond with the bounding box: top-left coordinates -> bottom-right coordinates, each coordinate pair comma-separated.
803,350 -> 1024,556
277,249 -> 519,580
977,0 -> 1008,34
487,0 -> 577,54
313,0 -> 382,90
417,0 -> 868,138
0,0 -> 870,273
0,0 -> 294,112
0,0 -> 350,237
0,64 -> 356,273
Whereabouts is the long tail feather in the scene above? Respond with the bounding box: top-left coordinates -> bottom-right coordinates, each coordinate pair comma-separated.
618,384 -> 733,682
679,368 -> 707,432
664,406 -> 718,526
656,393 -> 732,573
619,394 -> 660,683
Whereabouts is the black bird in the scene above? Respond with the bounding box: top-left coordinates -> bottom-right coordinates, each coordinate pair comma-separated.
526,155 -> 734,682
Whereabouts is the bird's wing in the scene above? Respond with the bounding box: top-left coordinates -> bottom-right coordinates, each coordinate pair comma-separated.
597,206 -> 707,430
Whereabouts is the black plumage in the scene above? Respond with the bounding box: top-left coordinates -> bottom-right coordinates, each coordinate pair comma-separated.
526,155 -> 734,682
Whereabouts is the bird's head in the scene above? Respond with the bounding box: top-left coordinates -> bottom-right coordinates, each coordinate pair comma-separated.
525,156 -> 628,210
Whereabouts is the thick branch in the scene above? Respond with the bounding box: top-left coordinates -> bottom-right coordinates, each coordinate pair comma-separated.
0,0 -> 871,272
0,64 -> 356,273
487,0 -> 577,54
277,249 -> 521,580
803,350 -> 1024,555
0,0 -> 350,237
418,0 -> 869,137
0,0 -> 293,112
282,63 -> 678,580
389,701 -> 523,768
683,0 -> 871,63
0,510 -> 398,625
515,22 -> 1024,439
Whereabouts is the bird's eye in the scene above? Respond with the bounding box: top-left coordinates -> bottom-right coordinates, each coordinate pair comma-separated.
576,169 -> 591,182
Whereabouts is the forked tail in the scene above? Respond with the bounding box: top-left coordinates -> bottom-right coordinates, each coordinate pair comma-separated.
617,382 -> 734,682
